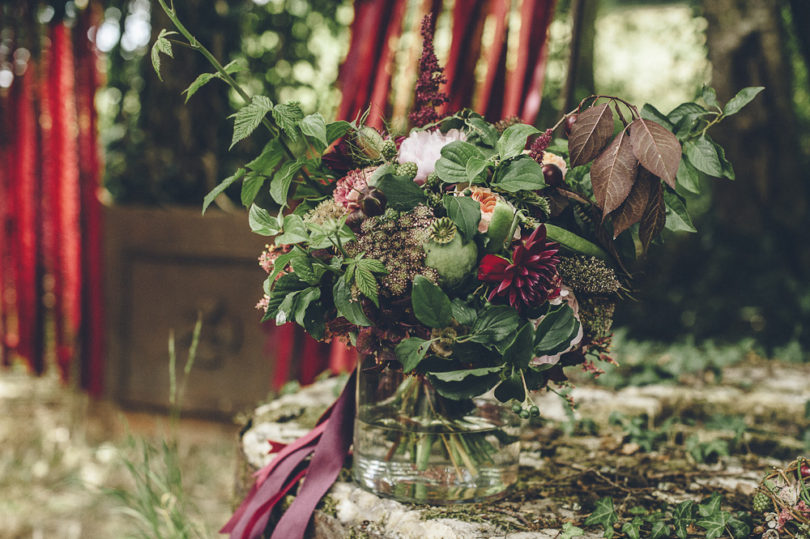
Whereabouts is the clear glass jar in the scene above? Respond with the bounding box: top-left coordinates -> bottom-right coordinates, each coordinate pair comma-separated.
352,355 -> 521,504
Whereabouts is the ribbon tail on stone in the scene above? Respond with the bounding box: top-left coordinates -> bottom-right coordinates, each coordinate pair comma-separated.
221,371 -> 357,539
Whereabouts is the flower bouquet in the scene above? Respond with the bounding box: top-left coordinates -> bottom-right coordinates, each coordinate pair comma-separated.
153,1 -> 761,535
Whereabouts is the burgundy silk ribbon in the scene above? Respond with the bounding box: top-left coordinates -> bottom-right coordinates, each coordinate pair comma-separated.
222,371 -> 357,539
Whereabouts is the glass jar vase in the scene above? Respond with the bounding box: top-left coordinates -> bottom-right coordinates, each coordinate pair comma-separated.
352,355 -> 521,504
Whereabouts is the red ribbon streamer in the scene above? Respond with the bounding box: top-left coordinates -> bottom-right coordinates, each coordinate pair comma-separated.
222,371 -> 357,539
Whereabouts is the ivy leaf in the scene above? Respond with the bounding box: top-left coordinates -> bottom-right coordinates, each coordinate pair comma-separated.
272,102 -> 304,141
671,500 -> 696,539
584,497 -> 618,538
470,305 -> 520,346
248,203 -> 279,236
203,168 -> 245,214
396,337 -> 432,372
638,176 -> 666,252
496,123 -> 539,159
332,277 -> 371,327
621,516 -> 643,539
568,103 -> 614,167
696,510 -> 730,539
628,118 -> 681,189
230,96 -> 273,149
559,522 -> 585,539
494,156 -> 547,192
727,512 -> 752,538
443,195 -> 481,241
300,113 -> 328,151
435,141 -> 484,183
411,275 -> 452,328
270,159 -> 303,205
591,127 -> 639,215
698,494 -> 723,518
150,29 -> 176,82
684,136 -> 723,177
611,171 -> 652,238
650,521 -> 672,539
675,156 -> 701,194
723,86 -> 764,116
663,188 -> 697,233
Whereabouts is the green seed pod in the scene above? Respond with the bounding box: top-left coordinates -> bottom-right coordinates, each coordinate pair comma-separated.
424,233 -> 478,288
485,200 -> 516,253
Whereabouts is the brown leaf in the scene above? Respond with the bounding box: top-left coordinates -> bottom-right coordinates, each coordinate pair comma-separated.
610,172 -> 653,239
568,103 -> 615,167
555,187 -> 591,205
628,119 -> 681,189
590,128 -> 638,216
638,178 -> 665,252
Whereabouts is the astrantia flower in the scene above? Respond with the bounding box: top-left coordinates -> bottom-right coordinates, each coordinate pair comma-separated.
477,225 -> 560,312
333,167 -> 374,211
397,129 -> 465,183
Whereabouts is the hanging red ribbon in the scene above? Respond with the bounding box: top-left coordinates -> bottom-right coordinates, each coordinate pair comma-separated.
46,22 -> 83,381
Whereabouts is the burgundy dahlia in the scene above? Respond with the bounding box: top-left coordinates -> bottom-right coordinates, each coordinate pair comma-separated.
477,225 -> 560,312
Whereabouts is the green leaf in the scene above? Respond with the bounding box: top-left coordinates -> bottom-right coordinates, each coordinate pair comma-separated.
503,323 -> 534,368
442,195 -> 481,241
354,267 -> 379,307
396,337 -> 432,372
534,303 -> 578,356
230,96 -> 273,149
727,512 -> 752,538
497,124 -> 539,159
650,521 -> 672,539
248,203 -> 279,236
266,250 -> 297,283
270,159 -> 304,205
150,29 -> 176,82
465,117 -> 499,147
675,156 -> 701,195
240,172 -> 265,207
702,86 -> 721,110
560,522 -> 585,539
667,102 -> 707,127
375,174 -> 426,210
465,157 -> 489,184
696,510 -> 730,539
427,367 -> 502,400
450,298 -> 477,326
332,277 -> 371,327
203,168 -> 245,214
275,214 -> 309,244
584,497 -> 618,538
544,224 -> 609,259
246,140 -> 285,175
641,104 -> 674,130
672,500 -> 695,539
494,156 -> 546,192
272,102 -> 304,141
684,136 -> 723,177
182,73 -> 215,103
300,113 -> 328,151
494,368 -> 525,403
264,273 -> 308,322
714,140 -> 735,180
663,189 -> 697,233
435,141 -> 484,183
723,86 -> 764,116
325,120 -> 352,144
621,517 -> 643,539
411,275 -> 452,328
698,493 -> 722,518
470,305 -> 520,345
356,257 -> 388,275
293,287 -> 321,326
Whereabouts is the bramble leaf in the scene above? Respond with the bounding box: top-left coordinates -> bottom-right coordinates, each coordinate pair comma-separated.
150,29 -> 176,82
272,102 -> 304,141
230,96 -> 273,149
300,113 -> 328,151
203,168 -> 245,214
